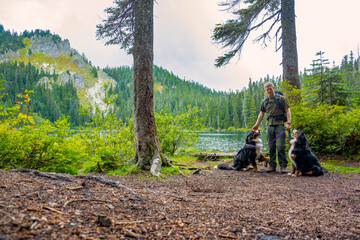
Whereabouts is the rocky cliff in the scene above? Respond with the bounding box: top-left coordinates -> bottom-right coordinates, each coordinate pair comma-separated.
1,34 -> 117,112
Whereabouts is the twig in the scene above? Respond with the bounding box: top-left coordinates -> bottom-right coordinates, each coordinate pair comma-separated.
43,206 -> 64,215
0,210 -> 14,219
115,221 -> 144,225
123,229 -> 145,238
218,234 -> 237,239
63,199 -> 112,209
145,188 -> 186,202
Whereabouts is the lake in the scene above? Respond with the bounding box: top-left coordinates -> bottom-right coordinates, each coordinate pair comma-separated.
195,131 -> 269,152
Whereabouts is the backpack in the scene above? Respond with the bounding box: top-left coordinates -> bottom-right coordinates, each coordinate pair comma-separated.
264,91 -> 287,122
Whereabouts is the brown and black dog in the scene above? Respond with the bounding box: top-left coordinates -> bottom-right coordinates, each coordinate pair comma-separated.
288,130 -> 324,177
216,130 -> 269,171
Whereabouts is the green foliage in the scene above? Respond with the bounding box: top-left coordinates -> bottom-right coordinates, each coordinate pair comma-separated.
96,0 -> 135,54
291,99 -> 360,154
78,80 -> 135,172
161,166 -> 181,175
0,116 -> 85,174
303,51 -> 351,106
156,107 -> 203,155
107,164 -> 141,176
77,112 -> 135,173
91,66 -> 98,78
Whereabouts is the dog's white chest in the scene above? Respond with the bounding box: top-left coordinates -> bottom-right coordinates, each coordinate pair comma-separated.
255,138 -> 263,159
289,139 -> 296,167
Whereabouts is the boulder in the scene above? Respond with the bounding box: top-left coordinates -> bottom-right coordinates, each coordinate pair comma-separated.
73,74 -> 87,89
57,72 -> 71,85
37,76 -> 54,89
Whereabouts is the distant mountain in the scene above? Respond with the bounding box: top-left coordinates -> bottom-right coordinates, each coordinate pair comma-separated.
0,25 -> 286,130
0,26 -> 117,113
0,25 -> 228,127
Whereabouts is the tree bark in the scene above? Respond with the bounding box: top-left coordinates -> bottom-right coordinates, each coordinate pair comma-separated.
281,0 -> 300,90
132,0 -> 162,174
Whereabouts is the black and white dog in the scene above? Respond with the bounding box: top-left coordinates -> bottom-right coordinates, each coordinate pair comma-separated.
215,130 -> 268,171
288,130 -> 324,177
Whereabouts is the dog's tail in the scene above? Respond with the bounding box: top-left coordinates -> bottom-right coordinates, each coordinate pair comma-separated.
214,163 -> 234,170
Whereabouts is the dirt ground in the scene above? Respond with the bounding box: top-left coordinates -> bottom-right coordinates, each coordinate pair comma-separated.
1,165 -> 360,240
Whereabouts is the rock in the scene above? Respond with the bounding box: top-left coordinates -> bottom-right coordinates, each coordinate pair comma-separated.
37,77 -> 54,89
73,74 -> 86,89
96,216 -> 112,227
27,36 -> 72,58
57,72 -> 71,85
73,59 -> 86,69
0,49 -> 21,63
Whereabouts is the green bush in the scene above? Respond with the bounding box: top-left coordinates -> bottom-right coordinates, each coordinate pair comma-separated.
0,117 -> 85,174
291,100 -> 360,155
156,107 -> 202,155
77,113 -> 135,173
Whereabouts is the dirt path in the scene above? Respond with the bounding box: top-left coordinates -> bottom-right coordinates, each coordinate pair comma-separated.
1,168 -> 359,239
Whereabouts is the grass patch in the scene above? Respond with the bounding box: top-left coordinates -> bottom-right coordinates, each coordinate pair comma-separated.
170,154 -> 199,165
107,164 -> 141,176
322,163 -> 360,174
161,166 -> 181,175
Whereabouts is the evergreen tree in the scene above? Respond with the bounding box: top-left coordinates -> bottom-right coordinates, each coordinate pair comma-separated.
212,0 -> 300,90
304,51 -> 351,106
97,0 -> 164,174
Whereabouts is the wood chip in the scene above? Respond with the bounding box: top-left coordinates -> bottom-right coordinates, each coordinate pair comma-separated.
115,221 -> 144,225
123,229 -> 145,238
42,206 -> 64,215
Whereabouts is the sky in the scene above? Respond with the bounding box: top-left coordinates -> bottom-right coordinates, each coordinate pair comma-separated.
0,0 -> 359,92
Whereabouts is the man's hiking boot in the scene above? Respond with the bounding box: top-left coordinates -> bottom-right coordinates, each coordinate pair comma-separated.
280,167 -> 287,173
266,166 -> 276,172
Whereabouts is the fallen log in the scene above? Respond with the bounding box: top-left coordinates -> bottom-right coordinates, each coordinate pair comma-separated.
188,152 -> 269,161
188,152 -> 237,160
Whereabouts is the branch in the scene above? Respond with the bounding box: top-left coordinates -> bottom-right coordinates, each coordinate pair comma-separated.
252,10 -> 281,47
249,10 -> 281,32
275,25 -> 282,52
63,199 -> 112,209
7,169 -> 142,200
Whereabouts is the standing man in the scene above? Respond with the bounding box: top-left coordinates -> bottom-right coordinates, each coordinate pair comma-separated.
252,82 -> 291,173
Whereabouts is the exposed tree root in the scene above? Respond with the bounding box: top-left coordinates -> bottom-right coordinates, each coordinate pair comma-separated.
7,168 -> 141,200
63,199 -> 112,209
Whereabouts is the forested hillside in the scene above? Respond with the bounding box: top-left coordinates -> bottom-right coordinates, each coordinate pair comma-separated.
1,26 -> 360,130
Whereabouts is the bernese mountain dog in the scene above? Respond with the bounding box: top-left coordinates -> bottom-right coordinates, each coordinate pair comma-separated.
215,130 -> 269,171
288,130 -> 324,177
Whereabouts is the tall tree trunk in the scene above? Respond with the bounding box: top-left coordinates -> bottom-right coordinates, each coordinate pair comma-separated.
133,0 -> 162,174
281,0 -> 300,90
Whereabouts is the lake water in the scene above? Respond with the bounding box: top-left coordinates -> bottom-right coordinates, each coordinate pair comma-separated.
195,131 -> 269,152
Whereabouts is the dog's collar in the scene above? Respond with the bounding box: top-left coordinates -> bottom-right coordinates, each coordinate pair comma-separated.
245,144 -> 257,148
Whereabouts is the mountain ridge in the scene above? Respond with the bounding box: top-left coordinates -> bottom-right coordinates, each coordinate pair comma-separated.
0,26 -> 225,127
0,28 -> 118,111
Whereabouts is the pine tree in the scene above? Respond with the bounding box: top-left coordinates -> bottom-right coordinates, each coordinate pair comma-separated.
97,0 -> 164,174
212,0 -> 300,90
303,51 -> 330,105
